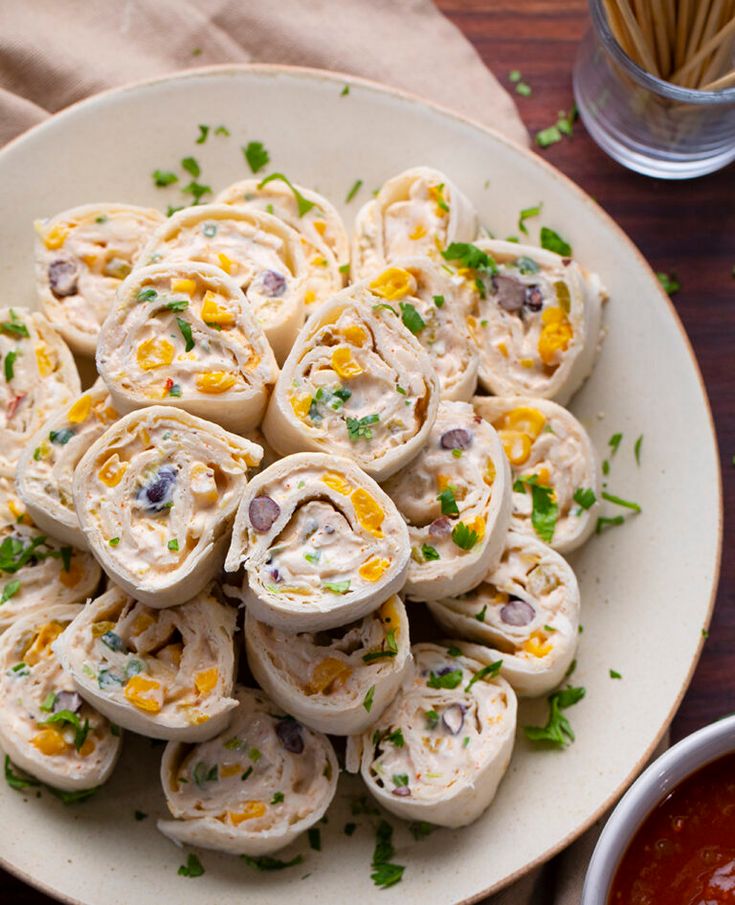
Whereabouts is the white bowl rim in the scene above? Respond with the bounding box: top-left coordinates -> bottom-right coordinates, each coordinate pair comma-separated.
0,62 -> 723,905
583,712 -> 735,904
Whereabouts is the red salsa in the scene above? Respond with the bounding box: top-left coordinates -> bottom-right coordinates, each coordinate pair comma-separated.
609,751 -> 735,905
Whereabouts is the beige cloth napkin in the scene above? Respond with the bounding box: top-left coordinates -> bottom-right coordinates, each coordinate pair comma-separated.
0,2 -> 647,903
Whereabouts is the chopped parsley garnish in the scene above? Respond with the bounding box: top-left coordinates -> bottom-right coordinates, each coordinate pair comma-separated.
40,691 -> 56,712
386,728 -> 405,748
0,310 -> 29,338
609,432 -> 623,455
242,854 -> 304,871
47,786 -> 99,805
392,773 -> 409,788
308,827 -> 321,851
5,755 -> 40,791
362,648 -> 398,663
195,124 -> 209,144
339,263 -> 350,276
257,173 -> 316,217
386,629 -> 398,653
409,821 -> 437,841
609,669 -> 622,679
539,226 -> 572,256
436,486 -> 459,517
475,604 -> 487,622
214,125 -> 230,136
243,141 -> 270,174
516,81 -> 532,96
518,203 -> 542,235
421,544 -> 440,561
657,272 -> 681,295
108,537 -> 120,547
192,761 -> 218,788
524,685 -> 586,747
41,710 -> 90,751
49,428 -> 75,445
165,299 -> 189,311
0,535 -> 56,573
573,487 -> 597,510
509,69 -> 522,82
168,538 -> 180,551
371,820 -> 404,889
240,766 -> 253,781
427,669 -> 463,689
248,747 -> 262,762
424,708 -> 439,729
345,179 -> 363,203
152,169 -> 178,187
446,646 -> 462,657
341,85 -> 350,96
100,631 -> 126,653
634,434 -> 643,465
182,181 -> 212,204
536,126 -> 563,148
452,521 -> 479,551
372,863 -> 405,889
595,515 -> 625,533
602,459 -> 610,476
271,791 -> 285,804
433,294 -> 445,308
363,685 -> 376,713
466,660 -> 502,692
181,156 -> 200,178
166,205 -> 184,217
0,579 -> 21,604
442,242 -> 498,276
536,108 -> 577,148
399,302 -> 425,335
176,317 -> 195,351
601,491 -> 641,512
323,580 -> 350,594
304,550 -> 321,565
137,287 -> 158,302
514,474 -> 558,543
346,413 -> 379,441
4,349 -> 17,382
178,853 -> 204,878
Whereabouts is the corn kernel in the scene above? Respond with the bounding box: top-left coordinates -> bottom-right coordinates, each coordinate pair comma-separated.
522,633 -> 553,658
470,516 -> 486,541
132,612 -> 156,635
313,220 -> 327,236
194,667 -> 219,695
92,620 -> 116,638
35,344 -> 54,377
171,277 -> 196,294
369,267 -> 416,300
310,255 -> 328,268
339,324 -> 368,347
290,392 -> 312,421
201,290 -> 236,326
67,395 -> 92,424
59,557 -> 83,588
32,728 -> 67,756
536,467 -> 551,485
217,252 -> 235,275
43,223 -> 70,250
520,358 -> 535,369
321,472 -> 353,495
124,675 -> 163,713
228,801 -> 266,825
554,280 -> 571,312
359,557 -> 390,582
466,314 -> 479,343
497,342 -> 509,358
196,371 -> 236,393
436,473 -> 452,493
220,763 -> 242,779
136,337 -> 175,371
79,737 -> 96,758
190,462 -> 218,504
498,429 -> 532,466
331,346 -> 363,379
80,254 -> 97,269
502,407 -> 546,440
379,597 -> 401,637
351,487 -> 384,537
7,498 -> 26,521
304,289 -> 316,305
305,657 -> 352,695
24,622 -> 64,665
538,318 -> 573,366
98,453 -> 127,488
409,224 -> 427,240
484,459 -> 496,487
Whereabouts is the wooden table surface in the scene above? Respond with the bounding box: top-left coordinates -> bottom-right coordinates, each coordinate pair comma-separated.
5,1 -> 733,901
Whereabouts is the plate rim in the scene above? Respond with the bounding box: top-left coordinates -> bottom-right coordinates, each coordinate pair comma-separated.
0,61 -> 723,904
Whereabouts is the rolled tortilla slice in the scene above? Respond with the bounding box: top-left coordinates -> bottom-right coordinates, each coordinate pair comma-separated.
449,240 -> 605,405
346,642 -> 516,828
262,283 -> 439,482
384,400 -> 512,601
0,308 -> 80,479
34,204 -> 165,356
245,594 -> 411,735
363,257 -> 478,401
225,453 -> 410,632
351,166 -> 478,279
73,406 -> 263,608
158,685 -> 338,856
137,205 -> 308,364
427,532 -> 580,696
216,177 -> 348,308
472,396 -> 601,554
96,262 -> 278,434
0,604 -> 121,790
0,477 -> 101,634
16,380 -> 119,548
53,583 -> 237,741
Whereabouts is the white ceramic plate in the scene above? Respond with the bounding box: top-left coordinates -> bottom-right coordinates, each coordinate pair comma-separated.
0,65 -> 721,905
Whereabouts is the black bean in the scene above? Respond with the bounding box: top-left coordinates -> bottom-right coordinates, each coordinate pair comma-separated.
493,274 -> 525,312
524,286 -> 544,312
249,496 -> 280,533
436,666 -> 454,677
440,428 -> 473,450
48,259 -> 79,298
259,270 -> 287,297
428,517 -> 452,538
137,466 -> 177,513
441,703 -> 465,735
500,597 -> 536,626
275,717 -> 304,754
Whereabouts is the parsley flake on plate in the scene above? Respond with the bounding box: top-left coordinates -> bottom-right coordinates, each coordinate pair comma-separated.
243,141 -> 270,174
257,172 -> 316,217
524,685 -> 586,747
539,226 -> 572,256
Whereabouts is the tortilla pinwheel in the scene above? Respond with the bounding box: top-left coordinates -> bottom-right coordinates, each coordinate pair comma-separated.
0,604 -> 121,790
73,406 -> 262,608
137,205 -> 309,363
1,308 -> 80,479
346,642 -> 516,827
262,280 -> 439,482
245,594 -> 411,735
351,166 -> 477,279
54,583 -> 237,741
157,686 -> 338,855
472,396 -> 600,553
427,532 -> 580,696
34,203 -> 165,356
225,453 -> 410,632
96,262 -> 278,434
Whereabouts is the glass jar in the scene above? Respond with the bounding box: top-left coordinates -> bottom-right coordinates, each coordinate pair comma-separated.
573,0 -> 735,179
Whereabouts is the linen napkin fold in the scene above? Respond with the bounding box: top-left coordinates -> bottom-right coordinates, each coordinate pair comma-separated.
0,0 -> 528,148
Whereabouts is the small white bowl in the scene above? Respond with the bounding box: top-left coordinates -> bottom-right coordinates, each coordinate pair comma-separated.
583,713 -> 735,904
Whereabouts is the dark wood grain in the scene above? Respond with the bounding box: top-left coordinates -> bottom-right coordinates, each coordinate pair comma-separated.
4,1 -> 733,901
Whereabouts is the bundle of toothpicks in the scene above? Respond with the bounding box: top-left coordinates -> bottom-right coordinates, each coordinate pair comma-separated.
603,0 -> 735,90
